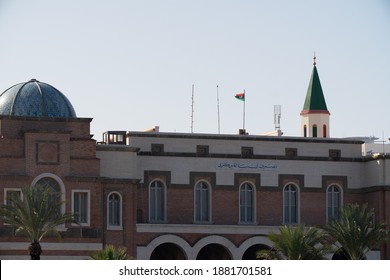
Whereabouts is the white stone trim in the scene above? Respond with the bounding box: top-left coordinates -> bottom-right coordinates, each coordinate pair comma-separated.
0,242 -> 102,251
137,223 -> 278,235
236,236 -> 273,259
137,234 -> 191,260
0,255 -> 93,260
192,235 -> 235,259
3,188 -> 22,204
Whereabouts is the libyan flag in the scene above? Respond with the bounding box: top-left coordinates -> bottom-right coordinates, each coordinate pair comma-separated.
235,92 -> 245,101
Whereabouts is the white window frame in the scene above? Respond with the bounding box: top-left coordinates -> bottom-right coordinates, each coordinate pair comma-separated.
4,188 -> 23,205
283,183 -> 300,224
148,180 -> 167,223
194,180 -> 212,223
31,173 -> 66,215
107,191 -> 123,230
239,182 -> 256,224
71,190 -> 90,226
3,188 -> 23,225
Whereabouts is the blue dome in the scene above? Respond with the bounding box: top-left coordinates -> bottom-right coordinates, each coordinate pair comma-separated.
0,79 -> 76,118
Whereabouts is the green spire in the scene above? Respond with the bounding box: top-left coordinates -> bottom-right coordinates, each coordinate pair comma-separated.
302,59 -> 328,112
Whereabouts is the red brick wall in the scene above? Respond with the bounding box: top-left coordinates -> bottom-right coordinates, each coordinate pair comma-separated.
258,191 -> 282,226
301,192 -> 326,225
167,188 -> 194,224
70,139 -> 97,158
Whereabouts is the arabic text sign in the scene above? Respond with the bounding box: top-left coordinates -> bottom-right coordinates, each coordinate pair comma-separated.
217,161 -> 278,171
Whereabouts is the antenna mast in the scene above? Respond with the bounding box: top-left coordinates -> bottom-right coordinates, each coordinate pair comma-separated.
274,105 -> 282,135
217,85 -> 221,134
191,84 -> 195,133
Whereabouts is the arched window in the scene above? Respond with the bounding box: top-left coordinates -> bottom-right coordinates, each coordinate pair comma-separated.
312,125 -> 318,138
108,192 -> 122,229
149,180 -> 165,222
239,183 -> 255,223
283,184 -> 299,224
35,177 -> 61,193
34,176 -> 62,214
323,124 -> 327,138
303,125 -> 307,137
327,185 -> 342,222
194,181 -> 211,223
32,174 -> 68,227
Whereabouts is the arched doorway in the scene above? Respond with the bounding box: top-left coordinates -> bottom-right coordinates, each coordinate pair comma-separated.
150,243 -> 186,260
331,248 -> 366,260
242,244 -> 271,260
196,244 -> 231,260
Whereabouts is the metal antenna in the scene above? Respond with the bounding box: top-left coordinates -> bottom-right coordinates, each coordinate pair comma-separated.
217,85 -> 221,134
274,105 -> 281,130
191,84 -> 194,133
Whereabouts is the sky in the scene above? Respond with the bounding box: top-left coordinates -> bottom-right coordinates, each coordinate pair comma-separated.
0,0 -> 389,141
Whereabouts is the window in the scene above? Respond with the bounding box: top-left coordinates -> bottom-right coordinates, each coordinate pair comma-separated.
107,132 -> 126,144
327,185 -> 341,222
283,184 -> 298,224
149,180 -> 165,222
35,177 -> 62,213
323,124 -> 327,138
303,125 -> 307,137
72,190 -> 90,226
195,181 -> 211,223
312,125 -> 318,138
285,148 -> 298,159
4,189 -> 22,206
241,147 -> 254,158
329,149 -> 341,160
32,174 -> 66,227
35,177 -> 61,194
239,183 -> 255,223
196,145 -> 209,157
107,192 -> 122,229
151,144 -> 164,155
3,189 -> 22,225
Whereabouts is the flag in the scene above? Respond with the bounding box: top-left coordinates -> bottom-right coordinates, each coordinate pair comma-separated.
235,92 -> 245,101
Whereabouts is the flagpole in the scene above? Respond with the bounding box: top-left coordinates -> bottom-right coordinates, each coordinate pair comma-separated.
234,90 -> 246,134
243,89 -> 246,130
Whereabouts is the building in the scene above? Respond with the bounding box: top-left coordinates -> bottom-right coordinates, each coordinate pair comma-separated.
0,62 -> 389,259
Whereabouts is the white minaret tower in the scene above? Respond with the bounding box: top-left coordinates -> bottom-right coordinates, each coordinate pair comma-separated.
300,54 -> 330,138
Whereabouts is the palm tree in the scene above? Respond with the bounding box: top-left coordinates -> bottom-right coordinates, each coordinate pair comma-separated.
257,224 -> 331,260
323,203 -> 389,260
0,186 -> 75,260
91,244 -> 132,260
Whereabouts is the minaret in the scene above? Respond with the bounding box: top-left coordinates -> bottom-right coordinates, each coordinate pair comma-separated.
300,54 -> 330,138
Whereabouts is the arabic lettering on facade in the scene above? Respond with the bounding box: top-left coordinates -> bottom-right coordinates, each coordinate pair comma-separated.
217,161 -> 278,170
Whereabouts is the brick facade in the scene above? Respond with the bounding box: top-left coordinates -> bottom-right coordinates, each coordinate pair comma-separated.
0,117 -> 389,260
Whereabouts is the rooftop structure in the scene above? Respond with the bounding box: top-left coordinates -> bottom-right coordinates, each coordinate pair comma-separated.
0,79 -> 76,118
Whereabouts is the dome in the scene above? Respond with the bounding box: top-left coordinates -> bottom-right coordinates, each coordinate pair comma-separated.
0,79 -> 76,118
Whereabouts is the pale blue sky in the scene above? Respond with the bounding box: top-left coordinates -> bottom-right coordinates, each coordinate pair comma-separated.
0,0 -> 389,140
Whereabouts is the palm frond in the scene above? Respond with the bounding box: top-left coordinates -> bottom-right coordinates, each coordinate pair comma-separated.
0,186 -> 77,258
261,224 -> 332,260
323,203 -> 389,260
